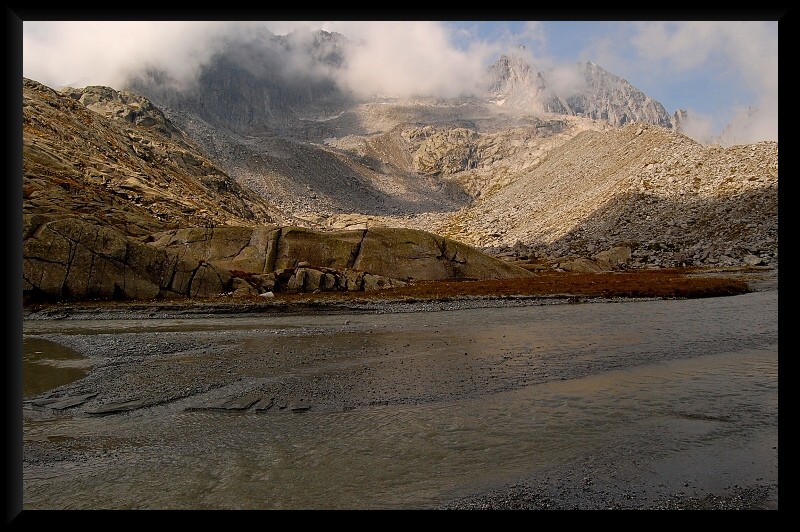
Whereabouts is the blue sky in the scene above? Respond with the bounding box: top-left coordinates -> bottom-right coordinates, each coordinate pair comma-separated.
21,18 -> 781,145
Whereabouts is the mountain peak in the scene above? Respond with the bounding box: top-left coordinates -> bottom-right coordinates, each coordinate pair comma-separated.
486,56 -> 673,128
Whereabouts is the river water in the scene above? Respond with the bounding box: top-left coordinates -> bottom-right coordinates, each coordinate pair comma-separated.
21,290 -> 778,510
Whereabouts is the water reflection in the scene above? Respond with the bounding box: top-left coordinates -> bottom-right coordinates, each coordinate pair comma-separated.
23,337 -> 91,398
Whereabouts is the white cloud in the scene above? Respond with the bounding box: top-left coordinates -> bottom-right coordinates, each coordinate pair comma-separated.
21,20 -> 778,144
323,21 -> 498,99
22,21 -> 503,99
22,21 -> 243,89
545,64 -> 588,99
675,111 -> 718,145
629,21 -> 778,144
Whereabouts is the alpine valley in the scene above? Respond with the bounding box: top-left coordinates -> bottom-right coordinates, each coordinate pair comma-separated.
22,28 -> 778,304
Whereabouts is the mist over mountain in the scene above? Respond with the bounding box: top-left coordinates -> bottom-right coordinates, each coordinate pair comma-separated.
126,29 -> 352,136
126,28 -> 676,136
487,53 -> 673,129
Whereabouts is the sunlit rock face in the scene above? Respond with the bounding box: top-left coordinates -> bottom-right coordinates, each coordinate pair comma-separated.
563,61 -> 674,128
23,218 -> 534,303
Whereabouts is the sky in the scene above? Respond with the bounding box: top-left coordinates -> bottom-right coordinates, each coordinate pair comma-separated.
19,17 -> 782,146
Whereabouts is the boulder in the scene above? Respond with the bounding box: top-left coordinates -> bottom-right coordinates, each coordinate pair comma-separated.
353,227 -> 534,281
23,216 -> 233,302
593,245 -> 632,270
273,227 -> 365,271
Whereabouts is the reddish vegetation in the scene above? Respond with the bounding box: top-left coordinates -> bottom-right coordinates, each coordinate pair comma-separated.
277,267 -> 755,303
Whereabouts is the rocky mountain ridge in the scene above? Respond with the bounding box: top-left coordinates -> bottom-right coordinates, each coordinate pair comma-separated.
22,60 -> 778,302
129,30 -> 678,137
487,54 -> 674,129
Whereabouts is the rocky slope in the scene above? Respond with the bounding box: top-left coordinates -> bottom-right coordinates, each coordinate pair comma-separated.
430,124 -> 779,269
163,95 -> 612,222
22,78 -> 288,236
317,121 -> 777,271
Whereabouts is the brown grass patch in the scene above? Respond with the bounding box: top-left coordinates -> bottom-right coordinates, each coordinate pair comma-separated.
273,267 -> 754,303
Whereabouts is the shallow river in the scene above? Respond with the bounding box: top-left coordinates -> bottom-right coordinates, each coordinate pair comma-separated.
21,290 -> 778,510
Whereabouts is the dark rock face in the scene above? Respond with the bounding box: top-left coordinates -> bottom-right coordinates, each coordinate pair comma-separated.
126,29 -> 351,136
23,216 -> 231,303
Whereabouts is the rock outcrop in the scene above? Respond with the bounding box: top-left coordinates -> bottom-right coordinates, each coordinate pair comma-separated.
23,217 -> 534,303
23,215 -> 232,303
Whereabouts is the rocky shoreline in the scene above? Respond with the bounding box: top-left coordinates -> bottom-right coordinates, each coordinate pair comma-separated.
22,293 -> 652,321
22,266 -> 778,321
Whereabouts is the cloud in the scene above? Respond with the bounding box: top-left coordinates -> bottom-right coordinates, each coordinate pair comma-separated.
21,20 -> 778,145
22,21 -> 242,89
22,21 -> 504,99
545,65 -> 588,99
322,21 -> 501,99
628,21 -> 778,145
